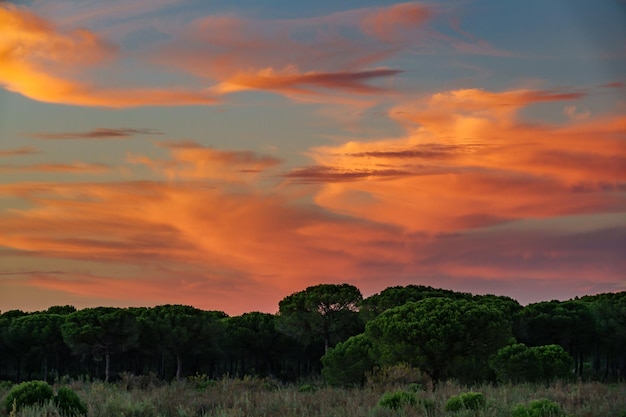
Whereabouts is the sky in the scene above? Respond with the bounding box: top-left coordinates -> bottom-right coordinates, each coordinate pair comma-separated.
0,0 -> 625,315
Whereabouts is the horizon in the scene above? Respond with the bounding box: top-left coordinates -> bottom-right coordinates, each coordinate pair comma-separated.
1,0 -> 625,316
3,283 -> 621,317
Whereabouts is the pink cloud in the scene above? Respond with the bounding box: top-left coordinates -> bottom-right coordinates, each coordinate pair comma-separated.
361,2 -> 431,43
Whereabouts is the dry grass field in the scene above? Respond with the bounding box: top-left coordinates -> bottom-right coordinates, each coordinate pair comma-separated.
1,374 -> 625,417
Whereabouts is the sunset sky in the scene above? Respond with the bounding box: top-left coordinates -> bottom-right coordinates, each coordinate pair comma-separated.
1,0 -> 625,315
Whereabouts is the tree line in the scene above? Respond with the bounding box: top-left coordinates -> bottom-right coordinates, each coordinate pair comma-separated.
0,284 -> 624,386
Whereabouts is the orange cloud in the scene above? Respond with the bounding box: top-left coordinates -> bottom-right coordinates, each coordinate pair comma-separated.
1,136 -> 624,313
0,176 -> 623,313
287,87 -> 626,232
0,4 -> 218,107
128,141 -> 281,181
0,147 -> 39,157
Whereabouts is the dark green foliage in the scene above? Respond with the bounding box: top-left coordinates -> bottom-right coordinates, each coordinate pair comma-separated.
321,333 -> 376,387
62,307 -> 140,382
445,395 -> 463,412
445,392 -> 485,412
511,399 -> 562,417
298,383 -> 317,393
54,386 -> 87,416
378,390 -> 416,410
515,300 -> 595,378
277,283 -> 364,352
490,343 -> 574,383
406,382 -> 425,392
0,286 -> 624,384
222,312 -> 284,377
359,285 -> 471,322
102,399 -> 158,417
138,305 -> 226,380
366,298 -> 511,385
46,305 -> 77,315
188,374 -> 217,391
3,380 -> 53,413
419,397 -> 436,411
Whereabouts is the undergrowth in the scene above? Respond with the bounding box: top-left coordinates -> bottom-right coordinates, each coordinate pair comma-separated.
0,377 -> 623,417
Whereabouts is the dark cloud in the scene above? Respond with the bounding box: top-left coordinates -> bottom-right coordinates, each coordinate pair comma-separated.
29,128 -> 163,140
282,165 -> 412,183
346,143 -> 485,159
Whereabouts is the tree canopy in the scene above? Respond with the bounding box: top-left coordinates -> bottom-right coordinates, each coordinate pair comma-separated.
0,286 -> 624,385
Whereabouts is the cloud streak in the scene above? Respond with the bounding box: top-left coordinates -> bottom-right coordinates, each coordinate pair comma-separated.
0,162 -> 110,174
29,128 -> 163,140
0,147 -> 39,157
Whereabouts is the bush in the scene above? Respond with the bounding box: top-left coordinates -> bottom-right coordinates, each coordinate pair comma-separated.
298,383 -> 317,393
102,399 -> 158,417
0,381 -> 13,391
3,380 -> 53,413
378,390 -> 417,410
407,382 -> 425,392
420,398 -> 436,411
490,343 -> 574,383
55,386 -> 87,416
445,391 -> 485,412
512,399 -> 562,417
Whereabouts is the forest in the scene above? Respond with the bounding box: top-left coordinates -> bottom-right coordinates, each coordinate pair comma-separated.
1,284 -> 625,387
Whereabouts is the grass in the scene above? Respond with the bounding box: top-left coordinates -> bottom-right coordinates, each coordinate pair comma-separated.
0,377 -> 624,417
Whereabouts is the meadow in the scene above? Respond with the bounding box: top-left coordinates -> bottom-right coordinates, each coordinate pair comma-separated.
1,374 -> 625,417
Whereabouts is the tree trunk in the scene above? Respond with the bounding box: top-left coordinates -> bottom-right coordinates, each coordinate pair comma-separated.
43,356 -> 48,382
105,352 -> 110,383
176,353 -> 182,380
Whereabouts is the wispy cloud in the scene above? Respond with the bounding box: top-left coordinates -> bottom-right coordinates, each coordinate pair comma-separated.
29,127 -> 163,140
0,162 -> 110,174
0,147 -> 39,157
212,68 -> 403,96
129,141 -> 281,181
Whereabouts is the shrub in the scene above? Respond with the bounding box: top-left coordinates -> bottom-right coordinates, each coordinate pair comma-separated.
298,383 -> 317,393
188,374 -> 217,391
378,390 -> 417,410
445,395 -> 464,412
420,398 -> 436,411
322,334 -> 376,387
512,399 -> 562,417
367,363 -> 424,389
54,386 -> 87,416
445,391 -> 485,412
490,343 -> 574,383
3,380 -> 54,413
102,399 -> 158,417
407,382 -> 425,392
0,381 -> 13,391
